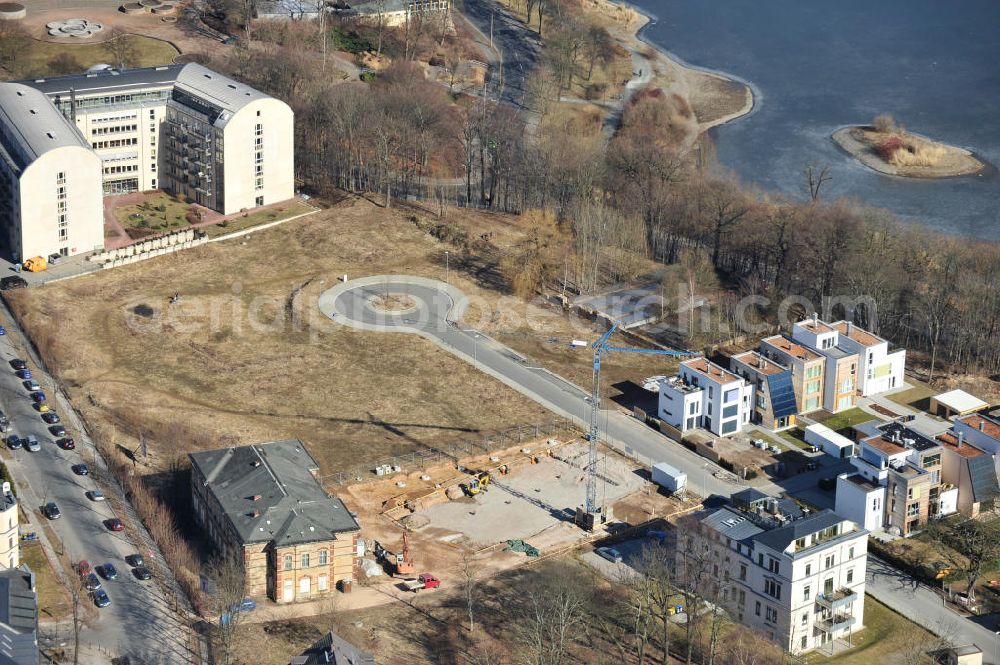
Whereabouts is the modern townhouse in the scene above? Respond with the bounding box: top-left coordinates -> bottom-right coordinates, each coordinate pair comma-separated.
679,488 -> 867,654
791,317 -> 859,413
729,351 -> 799,432
758,335 -> 826,415
659,357 -> 754,436
828,321 -> 905,397
937,430 -> 1000,518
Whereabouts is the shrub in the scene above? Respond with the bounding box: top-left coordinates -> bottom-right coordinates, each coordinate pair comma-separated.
184,211 -> 200,225
876,136 -> 903,162
584,82 -> 608,101
157,203 -> 166,212
873,113 -> 896,134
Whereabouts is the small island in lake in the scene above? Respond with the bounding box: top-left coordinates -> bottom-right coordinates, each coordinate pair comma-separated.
832,114 -> 986,178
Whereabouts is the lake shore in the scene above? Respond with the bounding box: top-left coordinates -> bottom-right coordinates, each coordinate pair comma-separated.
832,126 -> 987,179
587,0 -> 754,133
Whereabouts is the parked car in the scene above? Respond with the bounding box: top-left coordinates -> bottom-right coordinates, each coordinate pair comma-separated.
231,598 -> 256,614
36,403 -> 50,414
0,422 -> 9,434
43,502 -> 60,520
93,589 -> 111,608
71,464 -> 88,476
48,425 -> 66,437
85,573 -> 102,592
125,554 -> 144,568
132,566 -> 152,581
30,391 -> 45,403
99,563 -> 118,581
57,438 -> 75,450
596,547 -> 623,564
0,276 -> 27,291
86,489 -> 105,502
6,435 -> 21,450
9,360 -> 26,371
105,518 -> 125,532
25,436 -> 39,452
0,326 -> 5,335
22,380 -> 39,391
77,560 -> 92,577
41,412 -> 60,424
15,369 -> 31,380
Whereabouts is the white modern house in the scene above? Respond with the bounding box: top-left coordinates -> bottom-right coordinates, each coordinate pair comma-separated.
829,321 -> 905,397
791,317 -> 859,413
659,357 -> 753,436
680,489 -> 867,654
804,423 -> 855,459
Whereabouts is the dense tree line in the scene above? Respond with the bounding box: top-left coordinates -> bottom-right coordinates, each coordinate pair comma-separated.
211,13 -> 1000,381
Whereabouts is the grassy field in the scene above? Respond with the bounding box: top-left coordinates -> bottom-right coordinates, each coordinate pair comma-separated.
803,597 -> 940,665
17,36 -> 178,79
775,426 -> 814,451
203,201 -> 315,238
885,382 -> 939,416
813,407 -> 879,434
5,198 -> 596,478
114,193 -> 199,231
20,542 -> 71,620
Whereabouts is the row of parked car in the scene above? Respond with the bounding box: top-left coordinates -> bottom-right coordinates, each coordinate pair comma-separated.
6,357 -> 139,608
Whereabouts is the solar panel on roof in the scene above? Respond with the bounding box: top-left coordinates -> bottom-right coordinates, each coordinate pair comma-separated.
767,372 -> 798,419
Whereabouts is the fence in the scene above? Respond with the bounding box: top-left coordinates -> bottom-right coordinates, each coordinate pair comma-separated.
321,419 -> 575,486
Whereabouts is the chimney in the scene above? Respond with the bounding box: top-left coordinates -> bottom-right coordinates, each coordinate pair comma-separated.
847,321 -> 854,337
981,420 -> 986,432
957,431 -> 964,448
813,312 -> 819,326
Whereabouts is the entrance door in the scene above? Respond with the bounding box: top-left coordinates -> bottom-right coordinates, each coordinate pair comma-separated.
282,579 -> 294,602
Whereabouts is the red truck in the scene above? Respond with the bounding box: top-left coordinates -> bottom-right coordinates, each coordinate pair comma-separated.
403,573 -> 441,593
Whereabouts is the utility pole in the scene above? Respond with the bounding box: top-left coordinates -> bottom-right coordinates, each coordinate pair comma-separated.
490,11 -> 494,49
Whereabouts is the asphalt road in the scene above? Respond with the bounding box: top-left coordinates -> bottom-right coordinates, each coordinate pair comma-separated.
461,0 -> 541,106
319,276 -> 745,498
867,555 -> 998,661
0,309 -> 195,662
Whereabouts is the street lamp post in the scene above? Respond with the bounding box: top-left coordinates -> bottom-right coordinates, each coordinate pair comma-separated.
445,251 -> 449,284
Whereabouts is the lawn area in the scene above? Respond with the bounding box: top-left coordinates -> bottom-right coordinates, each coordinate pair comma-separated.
776,426 -> 814,451
803,597 -> 938,664
114,193 -> 202,233
203,201 -> 316,238
16,36 -> 178,79
20,542 -> 71,620
813,407 -> 880,435
885,382 -> 940,417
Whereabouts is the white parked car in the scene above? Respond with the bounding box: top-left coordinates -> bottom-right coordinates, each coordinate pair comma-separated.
596,547 -> 623,564
86,490 -> 106,502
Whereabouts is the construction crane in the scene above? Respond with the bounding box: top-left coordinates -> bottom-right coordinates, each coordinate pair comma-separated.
577,321 -> 700,530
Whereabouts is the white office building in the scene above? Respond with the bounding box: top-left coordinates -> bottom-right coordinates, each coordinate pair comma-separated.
0,63 -> 295,261
679,489 -> 867,654
659,357 -> 753,436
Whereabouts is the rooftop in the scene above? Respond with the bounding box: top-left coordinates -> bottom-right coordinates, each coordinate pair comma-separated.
958,414 -> 1000,441
831,321 -> 885,347
753,510 -> 855,556
876,421 -> 941,452
731,351 -> 785,376
0,83 -> 90,170
937,432 -> 986,458
189,440 -> 359,547
0,565 -> 37,665
760,335 -> 820,362
934,389 -> 990,415
682,357 -> 741,384
174,62 -> 272,120
289,631 -> 375,665
21,64 -> 181,97
841,473 -> 882,493
796,317 -> 835,334
863,436 -> 907,456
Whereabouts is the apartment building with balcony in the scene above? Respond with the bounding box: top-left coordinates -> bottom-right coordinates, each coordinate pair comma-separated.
679,488 -> 867,654
0,64 -> 294,261
829,321 -> 905,397
659,357 -> 753,436
758,335 -> 826,415
730,351 -> 798,432
791,317 -> 859,413
836,421 -> 954,536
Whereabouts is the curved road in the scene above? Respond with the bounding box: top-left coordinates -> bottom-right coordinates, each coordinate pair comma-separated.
318,275 -> 743,498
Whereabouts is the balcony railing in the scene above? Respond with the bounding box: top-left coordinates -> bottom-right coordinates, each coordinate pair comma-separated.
815,613 -> 856,632
815,588 -> 858,611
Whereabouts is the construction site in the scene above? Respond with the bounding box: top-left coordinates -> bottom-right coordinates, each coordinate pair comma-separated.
339,433 -> 693,586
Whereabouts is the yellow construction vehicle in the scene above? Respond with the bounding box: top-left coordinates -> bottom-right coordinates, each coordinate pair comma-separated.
462,471 -> 491,496
22,256 -> 47,272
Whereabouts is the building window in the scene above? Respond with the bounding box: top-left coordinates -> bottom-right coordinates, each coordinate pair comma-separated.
765,606 -> 777,623
755,600 -> 761,616
255,177 -> 264,191
283,554 -> 293,570
299,576 -> 311,594
849,546 -> 855,560
764,579 -> 782,599
825,555 -> 835,569
318,574 -> 328,591
767,557 -> 779,574
803,585 -> 811,601
57,172 -> 66,184
801,636 -> 808,650
689,402 -> 697,416
256,195 -> 264,206
255,123 -> 263,136
907,502 -> 920,517
318,549 -> 328,565
58,228 -> 68,241
847,568 -> 854,584
801,612 -> 808,627
301,553 -> 310,568
739,564 -> 746,581
805,563 -> 811,576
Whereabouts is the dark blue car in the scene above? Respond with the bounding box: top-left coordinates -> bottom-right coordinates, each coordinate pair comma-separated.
15,369 -> 31,380
93,589 -> 110,608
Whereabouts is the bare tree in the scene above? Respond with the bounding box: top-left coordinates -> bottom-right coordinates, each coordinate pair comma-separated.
515,568 -> 587,665
103,28 -> 138,70
926,517 -> 1000,603
803,163 -> 832,202
70,583 -> 82,665
460,548 -> 480,632
206,551 -> 248,665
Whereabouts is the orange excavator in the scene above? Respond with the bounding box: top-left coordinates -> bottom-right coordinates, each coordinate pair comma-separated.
394,533 -> 416,577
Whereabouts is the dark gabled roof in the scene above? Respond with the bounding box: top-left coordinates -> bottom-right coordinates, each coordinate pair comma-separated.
0,565 -> 37,665
20,65 -> 182,97
190,441 -> 359,546
701,507 -> 764,542
968,455 -> 1000,503
752,510 -> 846,554
289,631 -> 375,665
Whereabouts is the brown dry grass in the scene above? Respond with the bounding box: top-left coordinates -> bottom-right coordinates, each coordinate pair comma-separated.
853,128 -> 984,177
6,197 -> 558,479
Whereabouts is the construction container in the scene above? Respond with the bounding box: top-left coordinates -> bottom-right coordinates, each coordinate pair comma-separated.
651,462 -> 687,493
